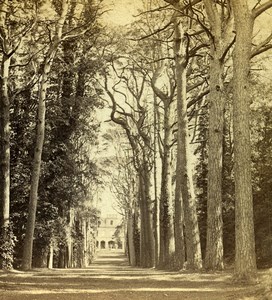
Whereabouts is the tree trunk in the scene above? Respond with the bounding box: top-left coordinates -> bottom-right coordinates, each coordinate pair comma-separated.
48,242 -> 54,269
21,65 -> 49,270
67,231 -> 73,268
153,94 -> 160,267
0,54 -> 11,229
133,204 -> 141,266
159,100 -> 175,269
0,3 -> 11,260
22,0 -> 69,270
82,219 -> 88,267
139,164 -> 155,268
174,17 -> 202,270
173,17 -> 186,270
202,0 -> 235,270
127,210 -> 136,266
230,0 -> 257,282
204,56 -> 224,270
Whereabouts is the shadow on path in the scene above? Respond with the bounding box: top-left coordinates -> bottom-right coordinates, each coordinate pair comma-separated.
0,250 -> 259,300
93,250 -> 129,266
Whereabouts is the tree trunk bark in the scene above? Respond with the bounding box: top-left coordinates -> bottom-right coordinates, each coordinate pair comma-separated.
127,210 -> 136,266
159,100 -> 175,269
67,208 -> 74,268
48,242 -> 54,269
202,0 -> 236,271
230,0 -> 257,282
139,164 -> 155,268
205,56 -> 224,270
21,64 -> 49,270
133,204 -> 141,266
173,17 -> 186,271
153,94 -> 160,267
0,54 -> 11,229
174,17 -> 202,270
83,220 -> 88,267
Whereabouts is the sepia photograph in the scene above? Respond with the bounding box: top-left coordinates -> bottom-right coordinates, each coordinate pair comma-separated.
0,0 -> 272,299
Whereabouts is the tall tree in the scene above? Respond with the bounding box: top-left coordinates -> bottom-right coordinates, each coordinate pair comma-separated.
230,0 -> 272,281
152,63 -> 176,269
163,0 -> 204,270
0,0 -> 11,231
200,0 -> 234,270
231,0 -> 255,281
0,0 -> 35,269
173,14 -> 202,270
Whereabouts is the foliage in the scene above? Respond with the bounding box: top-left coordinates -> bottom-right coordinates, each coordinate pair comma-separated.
0,0 -> 104,269
194,102 -> 209,257
251,83 -> 272,267
0,224 -> 17,270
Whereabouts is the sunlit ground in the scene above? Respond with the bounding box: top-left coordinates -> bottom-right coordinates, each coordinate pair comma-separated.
0,250 -> 271,300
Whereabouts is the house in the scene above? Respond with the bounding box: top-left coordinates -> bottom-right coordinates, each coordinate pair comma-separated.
96,214 -> 125,250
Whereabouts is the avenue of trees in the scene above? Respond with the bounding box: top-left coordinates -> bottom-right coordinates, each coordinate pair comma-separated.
0,0 -> 272,284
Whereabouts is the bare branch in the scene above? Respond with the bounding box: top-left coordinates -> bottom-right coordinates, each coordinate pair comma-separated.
187,77 -> 208,92
220,35 -> 235,61
129,21 -> 172,41
187,88 -> 210,108
134,4 -> 172,17
251,32 -> 272,58
252,0 -> 272,19
251,43 -> 272,58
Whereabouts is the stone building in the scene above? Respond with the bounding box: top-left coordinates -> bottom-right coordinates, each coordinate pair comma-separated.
96,214 -> 125,250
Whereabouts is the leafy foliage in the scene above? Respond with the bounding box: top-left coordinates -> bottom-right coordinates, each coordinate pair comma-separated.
0,224 -> 17,270
251,84 -> 272,267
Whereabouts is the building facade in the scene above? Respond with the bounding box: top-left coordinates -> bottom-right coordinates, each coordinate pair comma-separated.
96,214 -> 125,250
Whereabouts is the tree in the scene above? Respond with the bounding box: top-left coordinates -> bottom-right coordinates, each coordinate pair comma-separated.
201,0 -> 234,271
231,0 -> 255,281
106,130 -> 138,266
173,14 -> 202,270
163,0 -> 205,270
152,62 -> 176,269
0,0 -> 36,269
0,0 -> 12,231
230,0 -> 272,282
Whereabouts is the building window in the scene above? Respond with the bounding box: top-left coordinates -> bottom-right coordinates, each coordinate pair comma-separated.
110,220 -> 113,225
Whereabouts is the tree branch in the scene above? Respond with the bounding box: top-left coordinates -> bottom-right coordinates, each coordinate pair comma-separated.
187,88 -> 210,108
129,21 -> 172,41
251,32 -> 272,58
252,0 -> 272,19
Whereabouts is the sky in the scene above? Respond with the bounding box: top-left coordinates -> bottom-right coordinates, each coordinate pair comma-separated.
93,109 -> 123,218
102,0 -> 142,26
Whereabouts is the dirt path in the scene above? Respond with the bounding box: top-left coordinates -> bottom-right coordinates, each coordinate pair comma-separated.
0,250 -> 269,300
